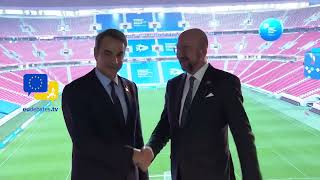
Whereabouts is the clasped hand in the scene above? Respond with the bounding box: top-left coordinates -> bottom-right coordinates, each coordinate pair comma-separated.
132,147 -> 154,172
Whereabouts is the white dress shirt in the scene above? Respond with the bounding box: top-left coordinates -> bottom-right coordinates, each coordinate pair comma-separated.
95,68 -> 128,122
179,63 -> 209,125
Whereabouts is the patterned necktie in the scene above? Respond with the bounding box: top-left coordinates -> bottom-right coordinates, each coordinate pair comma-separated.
180,76 -> 196,127
110,81 -> 125,123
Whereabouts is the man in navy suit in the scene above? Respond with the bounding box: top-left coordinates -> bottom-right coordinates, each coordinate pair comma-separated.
139,28 -> 262,180
62,29 -> 148,180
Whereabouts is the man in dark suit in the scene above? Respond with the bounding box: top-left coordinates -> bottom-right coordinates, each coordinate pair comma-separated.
62,29 -> 148,180
139,28 -> 262,180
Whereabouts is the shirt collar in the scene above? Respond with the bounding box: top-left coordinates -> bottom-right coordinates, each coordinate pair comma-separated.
95,68 -> 119,86
187,63 -> 209,82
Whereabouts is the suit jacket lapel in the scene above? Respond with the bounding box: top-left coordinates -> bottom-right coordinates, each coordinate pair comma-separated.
173,73 -> 187,128
89,69 -> 114,105
90,69 -> 126,128
191,64 -> 216,107
119,77 -> 134,128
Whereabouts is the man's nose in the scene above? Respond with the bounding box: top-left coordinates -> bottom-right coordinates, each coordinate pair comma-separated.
115,55 -> 122,63
108,54 -> 117,62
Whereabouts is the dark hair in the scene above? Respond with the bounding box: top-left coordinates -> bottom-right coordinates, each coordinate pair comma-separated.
95,29 -> 127,50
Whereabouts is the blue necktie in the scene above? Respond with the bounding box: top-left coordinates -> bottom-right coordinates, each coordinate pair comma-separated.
110,81 -> 125,123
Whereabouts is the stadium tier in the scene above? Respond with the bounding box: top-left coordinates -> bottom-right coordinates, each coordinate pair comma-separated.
225,60 -> 238,72
237,34 -> 265,54
0,6 -> 319,37
64,16 -> 94,35
184,13 -> 217,31
209,60 -> 225,70
280,32 -> 320,56
238,61 -> 269,79
284,5 -> 320,28
284,79 -> 320,98
247,61 -> 301,87
0,16 -> 94,37
23,18 -> 61,36
0,59 -> 319,107
0,18 -> 22,37
1,41 -> 40,63
34,41 -> 65,61
211,34 -> 244,54
0,5 -> 319,109
1,32 -> 319,64
263,66 -> 305,92
262,33 -> 300,54
0,87 -> 32,105
67,40 -> 95,60
0,69 -> 47,105
0,49 -> 18,65
242,61 -> 283,82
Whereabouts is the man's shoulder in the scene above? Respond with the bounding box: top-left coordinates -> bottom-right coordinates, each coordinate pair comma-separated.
209,68 -> 241,91
120,76 -> 135,86
119,76 -> 137,90
213,68 -> 239,82
119,76 -> 138,95
167,73 -> 185,85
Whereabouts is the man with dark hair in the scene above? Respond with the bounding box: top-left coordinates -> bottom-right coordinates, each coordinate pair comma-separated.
138,28 -> 262,180
62,29 -> 148,180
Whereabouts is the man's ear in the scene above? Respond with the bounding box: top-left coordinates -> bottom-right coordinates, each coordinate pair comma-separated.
94,47 -> 98,61
200,47 -> 207,59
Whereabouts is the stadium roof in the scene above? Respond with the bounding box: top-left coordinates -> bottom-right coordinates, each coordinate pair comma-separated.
0,0 -> 306,9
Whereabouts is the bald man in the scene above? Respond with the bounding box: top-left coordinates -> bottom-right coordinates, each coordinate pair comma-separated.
137,28 -> 262,180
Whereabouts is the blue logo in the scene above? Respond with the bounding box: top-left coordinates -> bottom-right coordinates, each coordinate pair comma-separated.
23,74 -> 48,95
259,18 -> 283,41
304,50 -> 320,80
136,44 -> 149,52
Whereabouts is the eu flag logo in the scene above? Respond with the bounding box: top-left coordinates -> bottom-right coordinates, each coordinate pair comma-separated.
304,50 -> 320,80
23,74 -> 48,95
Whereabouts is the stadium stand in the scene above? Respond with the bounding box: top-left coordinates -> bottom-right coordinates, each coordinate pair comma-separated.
0,5 -> 319,107
64,16 -> 94,35
23,18 -> 61,36
70,65 -> 94,80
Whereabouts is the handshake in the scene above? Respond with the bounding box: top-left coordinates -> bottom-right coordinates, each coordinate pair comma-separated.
132,146 -> 154,172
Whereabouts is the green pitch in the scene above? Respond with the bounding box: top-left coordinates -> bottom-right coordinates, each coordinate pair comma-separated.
0,88 -> 319,180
